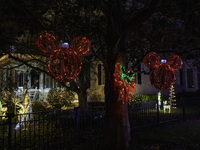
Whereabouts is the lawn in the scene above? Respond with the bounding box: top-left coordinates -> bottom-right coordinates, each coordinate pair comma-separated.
130,119 -> 200,150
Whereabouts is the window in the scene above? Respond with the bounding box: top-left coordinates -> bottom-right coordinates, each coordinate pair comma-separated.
179,69 -> 183,86
137,65 -> 141,84
17,72 -> 27,87
31,70 -> 39,89
98,64 -> 102,85
187,69 -> 194,88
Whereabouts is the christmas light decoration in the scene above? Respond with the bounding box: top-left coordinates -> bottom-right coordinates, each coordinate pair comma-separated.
143,52 -> 183,90
36,32 -> 58,54
47,48 -> 82,82
113,62 -> 136,102
143,52 -> 160,68
37,32 -> 91,83
168,85 -> 177,109
71,36 -> 91,56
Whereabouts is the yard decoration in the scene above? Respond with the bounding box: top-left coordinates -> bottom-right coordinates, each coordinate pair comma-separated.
36,31 -> 58,54
168,85 -> 177,109
47,48 -> 82,82
71,36 -> 91,56
37,31 -> 91,83
143,52 -> 183,90
113,62 -> 136,102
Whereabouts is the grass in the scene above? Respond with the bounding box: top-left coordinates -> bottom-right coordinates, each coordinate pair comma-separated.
130,119 -> 200,150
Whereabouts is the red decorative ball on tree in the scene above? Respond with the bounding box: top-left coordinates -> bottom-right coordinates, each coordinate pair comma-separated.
36,32 -> 58,54
71,36 -> 91,56
47,48 -> 82,83
143,52 -> 183,90
150,63 -> 175,90
143,52 -> 160,68
167,55 -> 183,71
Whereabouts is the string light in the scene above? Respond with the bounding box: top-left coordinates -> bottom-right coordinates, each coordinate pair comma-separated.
37,31 -> 91,83
47,48 -> 82,83
113,62 -> 136,102
71,36 -> 91,56
143,52 -> 183,90
36,31 -> 58,54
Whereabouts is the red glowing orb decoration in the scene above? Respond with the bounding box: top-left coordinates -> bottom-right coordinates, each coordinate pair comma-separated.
47,48 -> 82,83
36,32 -> 58,54
71,36 -> 91,56
143,52 -> 160,68
143,52 -> 183,90
113,62 -> 136,102
37,31 -> 91,83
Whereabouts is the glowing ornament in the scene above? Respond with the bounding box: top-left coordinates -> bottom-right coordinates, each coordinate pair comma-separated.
143,52 -> 160,68
47,48 -> 82,83
167,55 -> 183,71
113,62 -> 136,102
143,52 -> 183,90
37,32 -> 91,83
71,36 -> 91,56
36,32 -> 58,54
150,63 -> 175,89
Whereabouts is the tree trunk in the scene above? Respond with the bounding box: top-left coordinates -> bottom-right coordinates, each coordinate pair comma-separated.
104,78 -> 130,150
77,90 -> 88,113
103,41 -> 130,149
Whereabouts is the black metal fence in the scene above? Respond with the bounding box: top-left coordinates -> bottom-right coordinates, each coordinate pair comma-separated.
0,108 -> 105,150
1,97 -> 200,149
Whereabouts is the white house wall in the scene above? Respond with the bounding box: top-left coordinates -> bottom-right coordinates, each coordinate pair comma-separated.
87,61 -> 105,102
182,60 -> 198,92
87,60 -> 199,102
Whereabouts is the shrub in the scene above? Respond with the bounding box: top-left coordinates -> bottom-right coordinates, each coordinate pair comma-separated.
46,88 -> 75,109
31,100 -> 52,112
131,94 -> 168,103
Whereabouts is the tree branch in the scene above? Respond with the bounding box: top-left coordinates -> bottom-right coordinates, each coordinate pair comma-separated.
127,0 -> 161,31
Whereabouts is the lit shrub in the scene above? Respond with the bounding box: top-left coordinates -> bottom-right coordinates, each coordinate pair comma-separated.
46,88 -> 75,109
32,100 -> 52,112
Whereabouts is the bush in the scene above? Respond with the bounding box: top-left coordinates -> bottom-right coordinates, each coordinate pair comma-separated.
32,100 -> 52,112
46,88 -> 75,109
131,94 -> 168,103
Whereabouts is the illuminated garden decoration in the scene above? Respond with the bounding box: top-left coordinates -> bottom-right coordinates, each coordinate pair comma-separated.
71,36 -> 91,56
37,31 -> 91,82
36,32 -> 58,54
143,52 -> 183,90
113,62 -> 136,103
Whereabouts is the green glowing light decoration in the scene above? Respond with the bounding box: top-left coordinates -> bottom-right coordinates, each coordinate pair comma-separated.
120,66 -> 135,85
114,62 -> 136,103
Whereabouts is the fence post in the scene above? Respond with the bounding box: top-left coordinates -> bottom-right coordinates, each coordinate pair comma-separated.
182,97 -> 186,121
156,100 -> 160,124
7,113 -> 13,150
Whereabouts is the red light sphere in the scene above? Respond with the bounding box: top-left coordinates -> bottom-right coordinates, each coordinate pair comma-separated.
36,32 -> 58,54
143,52 -> 183,90
150,63 -> 175,90
143,52 -> 160,68
71,36 -> 91,56
47,48 -> 82,83
167,55 -> 183,70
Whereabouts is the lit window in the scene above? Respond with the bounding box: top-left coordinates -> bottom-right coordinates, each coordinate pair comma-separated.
187,69 -> 194,88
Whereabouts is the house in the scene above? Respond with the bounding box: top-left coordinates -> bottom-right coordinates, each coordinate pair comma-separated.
0,54 -> 57,101
0,52 -> 199,103
88,58 -> 200,101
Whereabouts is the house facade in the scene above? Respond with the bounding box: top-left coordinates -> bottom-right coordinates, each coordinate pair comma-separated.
0,54 -> 199,103
88,59 -> 200,102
